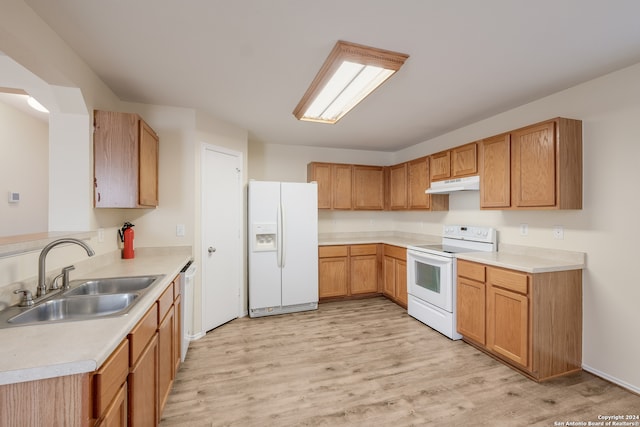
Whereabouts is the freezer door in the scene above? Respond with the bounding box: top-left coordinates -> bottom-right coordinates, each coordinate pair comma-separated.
280,182 -> 318,306
248,181 -> 282,310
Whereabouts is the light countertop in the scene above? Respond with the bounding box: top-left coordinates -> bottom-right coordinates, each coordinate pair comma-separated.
319,232 -> 585,273
0,247 -> 192,386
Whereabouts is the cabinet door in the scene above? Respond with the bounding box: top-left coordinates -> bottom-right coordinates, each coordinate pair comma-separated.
158,305 -> 175,415
382,256 -> 396,298
307,163 -> 332,209
318,257 -> 348,298
138,119 -> 158,207
350,255 -> 378,294
480,134 -> 511,208
407,157 -> 430,209
97,384 -> 127,427
389,163 -> 408,209
94,110 -> 139,208
457,277 -> 486,344
430,150 -> 451,181
486,286 -> 529,367
352,165 -> 384,210
451,142 -> 477,177
129,334 -> 158,427
511,121 -> 556,207
395,259 -> 407,306
332,164 -> 353,209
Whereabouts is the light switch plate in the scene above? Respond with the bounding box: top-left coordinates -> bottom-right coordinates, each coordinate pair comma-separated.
520,223 -> 528,236
176,224 -> 186,237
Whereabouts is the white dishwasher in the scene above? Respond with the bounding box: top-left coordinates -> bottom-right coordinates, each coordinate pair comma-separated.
180,260 -> 196,362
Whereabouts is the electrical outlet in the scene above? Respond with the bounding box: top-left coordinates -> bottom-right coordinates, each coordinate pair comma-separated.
520,223 -> 528,236
97,228 -> 104,243
553,225 -> 564,240
176,224 -> 185,237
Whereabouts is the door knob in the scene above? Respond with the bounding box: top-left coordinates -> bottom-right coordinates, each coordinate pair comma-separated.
208,246 -> 217,254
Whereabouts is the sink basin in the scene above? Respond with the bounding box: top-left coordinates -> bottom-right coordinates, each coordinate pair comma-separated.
8,293 -> 138,325
64,275 -> 162,296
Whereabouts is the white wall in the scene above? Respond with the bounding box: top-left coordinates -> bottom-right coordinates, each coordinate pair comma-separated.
0,100 -> 48,236
250,62 -> 640,393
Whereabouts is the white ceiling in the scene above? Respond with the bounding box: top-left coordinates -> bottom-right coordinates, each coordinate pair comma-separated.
22,0 -> 640,151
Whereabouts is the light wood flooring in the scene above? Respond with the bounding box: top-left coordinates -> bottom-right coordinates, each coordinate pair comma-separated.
160,297 -> 640,426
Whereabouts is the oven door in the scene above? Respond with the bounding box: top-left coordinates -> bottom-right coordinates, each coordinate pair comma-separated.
406,249 -> 453,312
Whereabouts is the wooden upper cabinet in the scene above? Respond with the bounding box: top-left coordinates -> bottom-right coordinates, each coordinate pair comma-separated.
451,142 -> 478,177
481,117 -> 582,210
333,164 -> 353,209
407,157 -> 429,209
480,133 -> 511,208
431,143 -> 478,182
307,162 -> 352,209
94,110 -> 159,208
307,162 -> 332,209
352,165 -> 384,210
430,150 -> 451,181
389,163 -> 408,209
511,121 -> 556,208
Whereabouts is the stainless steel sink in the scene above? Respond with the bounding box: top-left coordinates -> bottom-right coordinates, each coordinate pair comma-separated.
63,275 -> 161,296
0,274 -> 165,328
7,293 -> 138,325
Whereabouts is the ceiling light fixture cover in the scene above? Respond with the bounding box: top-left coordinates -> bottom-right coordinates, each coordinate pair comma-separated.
27,96 -> 49,113
293,40 -> 409,124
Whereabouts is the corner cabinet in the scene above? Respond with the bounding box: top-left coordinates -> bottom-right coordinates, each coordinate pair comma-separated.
94,110 -> 159,208
480,118 -> 582,210
456,259 -> 582,381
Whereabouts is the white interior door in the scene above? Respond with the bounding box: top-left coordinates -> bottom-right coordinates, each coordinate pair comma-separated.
202,145 -> 241,332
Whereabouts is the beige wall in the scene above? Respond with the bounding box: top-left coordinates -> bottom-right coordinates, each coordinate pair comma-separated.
249,62 -> 640,393
0,100 -> 48,236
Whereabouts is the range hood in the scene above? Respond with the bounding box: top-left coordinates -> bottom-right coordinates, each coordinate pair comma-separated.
425,175 -> 480,194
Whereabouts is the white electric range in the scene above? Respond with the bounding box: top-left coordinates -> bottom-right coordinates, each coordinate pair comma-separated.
406,225 -> 496,339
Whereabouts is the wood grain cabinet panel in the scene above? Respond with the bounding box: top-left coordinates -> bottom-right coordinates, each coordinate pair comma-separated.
451,142 -> 478,177
318,254 -> 349,298
480,134 -> 511,208
352,165 -> 384,210
430,150 -> 451,181
511,121 -> 556,207
456,260 -> 582,381
481,118 -> 582,210
350,253 -> 378,294
307,162 -> 332,209
407,157 -> 429,209
389,163 -> 408,209
94,110 -> 159,208
382,245 -> 407,308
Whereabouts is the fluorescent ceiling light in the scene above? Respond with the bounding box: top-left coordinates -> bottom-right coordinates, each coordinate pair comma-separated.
27,96 -> 48,113
293,40 -> 409,124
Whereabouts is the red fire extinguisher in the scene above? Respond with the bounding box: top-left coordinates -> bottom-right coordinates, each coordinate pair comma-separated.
119,222 -> 135,259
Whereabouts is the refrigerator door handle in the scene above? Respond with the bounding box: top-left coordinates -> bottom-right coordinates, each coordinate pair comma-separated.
276,205 -> 283,267
280,204 -> 286,268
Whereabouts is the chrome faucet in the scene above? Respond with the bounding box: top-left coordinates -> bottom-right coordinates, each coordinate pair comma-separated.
37,238 -> 95,297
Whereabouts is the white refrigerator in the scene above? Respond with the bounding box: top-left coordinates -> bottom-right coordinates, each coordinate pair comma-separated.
248,181 -> 318,317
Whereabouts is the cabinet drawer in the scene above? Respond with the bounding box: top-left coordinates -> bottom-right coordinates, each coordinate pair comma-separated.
129,304 -> 158,364
319,245 -> 348,258
158,283 -> 174,322
457,260 -> 485,282
350,244 -> 378,256
487,267 -> 528,294
94,339 -> 129,417
383,244 -> 406,260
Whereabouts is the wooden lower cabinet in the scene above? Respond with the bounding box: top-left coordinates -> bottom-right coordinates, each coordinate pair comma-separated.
98,384 -> 127,427
158,304 -> 175,413
349,245 -> 378,294
129,333 -> 158,426
382,245 -> 407,307
456,259 -> 582,381
319,244 -> 379,299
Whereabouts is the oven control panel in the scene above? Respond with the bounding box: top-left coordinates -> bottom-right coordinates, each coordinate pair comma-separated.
443,225 -> 496,243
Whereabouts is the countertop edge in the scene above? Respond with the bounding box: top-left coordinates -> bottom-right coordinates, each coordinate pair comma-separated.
0,248 -> 192,386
